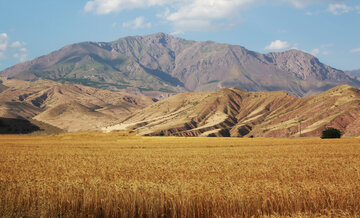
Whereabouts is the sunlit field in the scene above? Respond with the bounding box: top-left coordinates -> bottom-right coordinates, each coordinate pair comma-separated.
1,132 -> 360,217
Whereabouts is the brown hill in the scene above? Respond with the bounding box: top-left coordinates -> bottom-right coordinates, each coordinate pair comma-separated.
0,117 -> 64,135
0,78 -> 153,132
1,33 -> 359,97
0,82 -> 8,93
105,85 -> 360,137
0,117 -> 41,134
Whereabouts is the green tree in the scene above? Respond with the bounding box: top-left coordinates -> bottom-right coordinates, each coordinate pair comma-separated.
321,128 -> 342,139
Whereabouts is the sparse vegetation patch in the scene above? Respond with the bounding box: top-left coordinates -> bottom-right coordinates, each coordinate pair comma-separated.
321,127 -> 342,139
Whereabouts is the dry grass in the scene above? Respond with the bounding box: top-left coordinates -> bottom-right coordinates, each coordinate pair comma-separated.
1,132 -> 360,217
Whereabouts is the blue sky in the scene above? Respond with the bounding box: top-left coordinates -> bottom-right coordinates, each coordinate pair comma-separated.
0,0 -> 359,71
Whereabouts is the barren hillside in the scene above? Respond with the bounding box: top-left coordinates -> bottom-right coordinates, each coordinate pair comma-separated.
0,78 -> 153,132
105,85 -> 360,137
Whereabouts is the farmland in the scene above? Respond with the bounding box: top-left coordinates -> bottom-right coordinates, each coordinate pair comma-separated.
1,132 -> 360,217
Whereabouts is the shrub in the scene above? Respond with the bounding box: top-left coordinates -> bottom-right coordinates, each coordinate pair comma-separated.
321,128 -> 342,139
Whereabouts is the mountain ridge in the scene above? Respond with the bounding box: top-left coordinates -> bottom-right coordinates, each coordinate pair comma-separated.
1,32 -> 359,97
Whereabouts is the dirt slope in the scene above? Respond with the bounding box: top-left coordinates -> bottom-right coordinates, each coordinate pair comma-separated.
0,77 -> 153,132
105,85 -> 360,137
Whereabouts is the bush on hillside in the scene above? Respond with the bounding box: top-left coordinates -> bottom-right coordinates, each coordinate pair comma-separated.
321,128 -> 342,139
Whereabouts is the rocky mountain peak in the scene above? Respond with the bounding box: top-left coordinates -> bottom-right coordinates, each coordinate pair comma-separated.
1,33 -> 359,97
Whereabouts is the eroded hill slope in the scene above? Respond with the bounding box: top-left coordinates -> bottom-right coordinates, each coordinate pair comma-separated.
0,78 -> 153,132
105,85 -> 360,137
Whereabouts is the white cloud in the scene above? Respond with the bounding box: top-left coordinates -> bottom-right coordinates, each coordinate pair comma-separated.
164,0 -> 250,31
309,44 -> 333,56
84,0 -> 355,31
84,0 -> 254,31
166,0 -> 251,22
123,16 -> 152,29
0,33 -> 9,52
328,3 -> 352,15
283,0 -> 316,9
309,48 -> 330,56
0,33 -> 9,59
170,30 -> 185,35
84,0 -> 177,14
310,48 -> 320,56
0,33 -> 28,62
10,41 -> 24,48
350,48 -> 360,53
84,0 -> 349,14
13,48 -> 28,62
282,0 -> 354,9
265,40 -> 291,50
322,51 -> 329,55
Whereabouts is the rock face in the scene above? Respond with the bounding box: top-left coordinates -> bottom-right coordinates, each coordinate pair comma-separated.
105,85 -> 360,137
1,33 -> 359,97
0,78 -> 153,132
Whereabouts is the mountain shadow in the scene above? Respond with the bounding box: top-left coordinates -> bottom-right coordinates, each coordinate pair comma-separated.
140,64 -> 185,88
0,117 -> 41,134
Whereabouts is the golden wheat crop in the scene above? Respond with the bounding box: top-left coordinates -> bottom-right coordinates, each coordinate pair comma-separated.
0,132 -> 360,217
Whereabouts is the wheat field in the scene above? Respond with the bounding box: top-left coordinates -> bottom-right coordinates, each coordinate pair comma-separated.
1,132 -> 360,217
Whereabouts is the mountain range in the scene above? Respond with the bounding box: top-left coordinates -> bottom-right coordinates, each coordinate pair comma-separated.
1,33 -> 359,97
